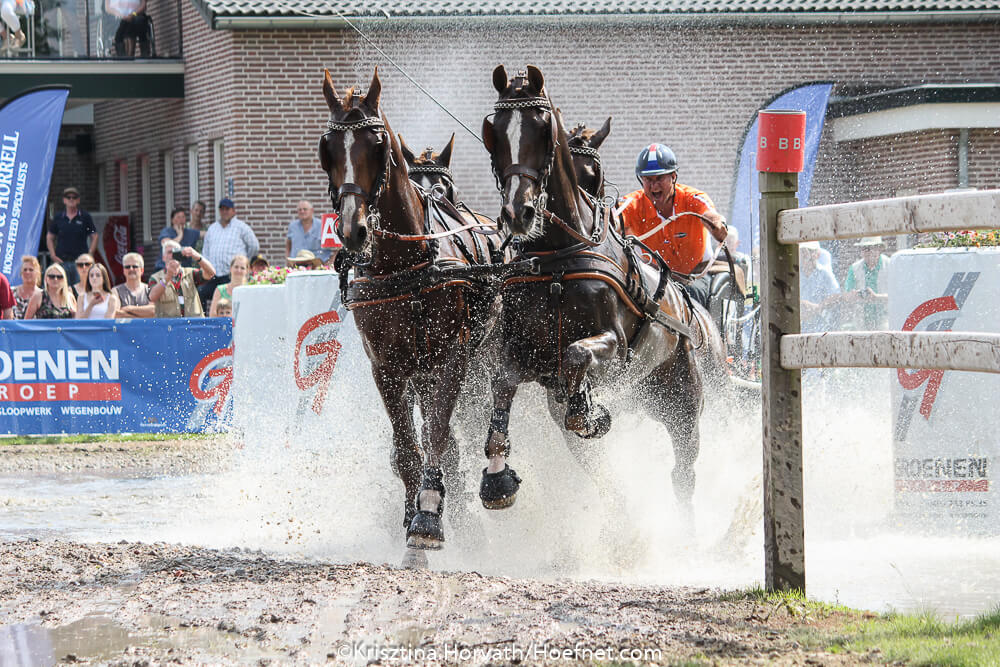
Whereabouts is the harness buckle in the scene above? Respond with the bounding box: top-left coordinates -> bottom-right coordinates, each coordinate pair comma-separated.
528,257 -> 541,275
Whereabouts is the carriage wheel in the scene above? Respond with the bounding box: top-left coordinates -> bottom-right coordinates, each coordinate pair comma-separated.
709,272 -> 746,373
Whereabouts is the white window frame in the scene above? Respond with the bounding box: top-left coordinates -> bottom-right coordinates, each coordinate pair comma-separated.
187,144 -> 199,205
118,160 -> 128,212
164,150 -> 174,217
140,155 -> 151,242
212,139 -> 225,207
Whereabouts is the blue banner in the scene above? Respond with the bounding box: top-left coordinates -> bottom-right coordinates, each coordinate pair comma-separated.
0,319 -> 233,435
728,82 -> 834,279
0,86 -> 70,286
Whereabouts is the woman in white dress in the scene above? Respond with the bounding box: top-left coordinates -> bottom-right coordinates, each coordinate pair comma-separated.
77,263 -> 120,319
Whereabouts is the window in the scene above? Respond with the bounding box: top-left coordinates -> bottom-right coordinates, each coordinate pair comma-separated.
187,144 -> 199,205
118,160 -> 128,212
140,155 -> 151,242
212,139 -> 225,206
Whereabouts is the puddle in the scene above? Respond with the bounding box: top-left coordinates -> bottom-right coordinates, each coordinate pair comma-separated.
0,613 -> 285,666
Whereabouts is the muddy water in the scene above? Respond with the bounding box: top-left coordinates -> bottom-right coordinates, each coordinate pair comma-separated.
2,369 -> 998,622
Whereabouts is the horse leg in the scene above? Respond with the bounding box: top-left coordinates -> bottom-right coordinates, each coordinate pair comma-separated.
479,351 -> 525,509
373,371 -> 421,530
563,331 -> 618,438
644,347 -> 704,528
406,360 -> 466,550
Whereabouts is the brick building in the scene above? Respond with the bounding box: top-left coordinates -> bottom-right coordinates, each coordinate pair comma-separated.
52,0 -> 1000,271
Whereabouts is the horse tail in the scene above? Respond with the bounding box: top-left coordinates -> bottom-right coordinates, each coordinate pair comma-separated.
689,301 -> 730,394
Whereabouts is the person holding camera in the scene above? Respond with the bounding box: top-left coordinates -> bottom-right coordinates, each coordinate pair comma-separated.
149,240 -> 215,317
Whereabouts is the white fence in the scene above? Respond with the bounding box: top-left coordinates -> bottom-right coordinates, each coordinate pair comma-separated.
759,182 -> 1000,592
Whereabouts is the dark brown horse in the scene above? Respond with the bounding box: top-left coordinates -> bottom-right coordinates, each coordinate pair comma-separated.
565,116 -> 611,201
318,68 -> 501,550
479,65 -> 727,523
400,134 -> 459,204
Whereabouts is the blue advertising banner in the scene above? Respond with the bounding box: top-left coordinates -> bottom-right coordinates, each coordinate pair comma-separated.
0,86 -> 70,287
0,319 -> 233,435
727,82 -> 834,278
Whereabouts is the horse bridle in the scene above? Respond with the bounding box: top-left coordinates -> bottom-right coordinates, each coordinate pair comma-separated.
324,114 -> 391,243
489,96 -> 558,216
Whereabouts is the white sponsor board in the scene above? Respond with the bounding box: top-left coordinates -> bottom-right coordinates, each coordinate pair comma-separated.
889,248 -> 1000,533
231,271 -> 377,447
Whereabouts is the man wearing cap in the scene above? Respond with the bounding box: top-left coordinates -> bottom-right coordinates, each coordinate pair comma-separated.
285,200 -> 331,265
200,198 -> 260,308
842,236 -> 890,329
618,144 -> 729,308
47,187 -> 97,285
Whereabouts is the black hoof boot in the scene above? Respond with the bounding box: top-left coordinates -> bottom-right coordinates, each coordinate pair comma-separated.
407,467 -> 445,550
480,465 -> 522,510
582,403 -> 612,439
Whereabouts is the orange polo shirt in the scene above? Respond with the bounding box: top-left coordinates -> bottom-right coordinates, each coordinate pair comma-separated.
619,184 -> 717,275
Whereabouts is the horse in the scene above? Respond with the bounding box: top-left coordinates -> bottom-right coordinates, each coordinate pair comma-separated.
318,68 -> 502,550
400,134 -> 459,204
478,65 -> 728,524
565,116 -> 611,201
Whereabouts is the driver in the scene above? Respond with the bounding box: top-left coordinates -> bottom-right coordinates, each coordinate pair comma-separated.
618,143 -> 728,309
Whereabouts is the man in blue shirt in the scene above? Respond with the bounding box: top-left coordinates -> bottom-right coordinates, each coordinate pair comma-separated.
46,186 -> 97,285
799,241 -> 840,333
285,200 -> 331,265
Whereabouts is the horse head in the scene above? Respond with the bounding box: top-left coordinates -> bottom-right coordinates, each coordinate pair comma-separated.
483,64 -> 570,239
400,133 -> 457,203
318,67 -> 393,253
566,116 -> 611,200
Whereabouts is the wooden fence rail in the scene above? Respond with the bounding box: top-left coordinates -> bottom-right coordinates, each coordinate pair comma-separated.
760,182 -> 1000,593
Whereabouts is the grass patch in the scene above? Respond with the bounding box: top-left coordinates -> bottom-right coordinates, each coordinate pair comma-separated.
721,586 -> 1000,666
830,605 -> 1000,667
0,433 -> 218,446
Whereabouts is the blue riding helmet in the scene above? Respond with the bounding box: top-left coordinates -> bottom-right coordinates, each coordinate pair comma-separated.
635,144 -> 678,179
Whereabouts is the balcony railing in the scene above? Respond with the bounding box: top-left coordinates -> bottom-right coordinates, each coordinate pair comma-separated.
1,0 -> 181,59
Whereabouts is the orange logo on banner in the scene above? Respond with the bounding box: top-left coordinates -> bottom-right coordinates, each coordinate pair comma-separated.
190,346 -> 234,414
320,213 -> 342,249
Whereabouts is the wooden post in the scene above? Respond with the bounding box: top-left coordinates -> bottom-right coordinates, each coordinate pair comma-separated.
760,171 -> 805,593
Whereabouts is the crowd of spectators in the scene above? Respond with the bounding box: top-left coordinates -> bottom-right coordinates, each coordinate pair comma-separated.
0,188 -> 340,323
799,236 -> 892,332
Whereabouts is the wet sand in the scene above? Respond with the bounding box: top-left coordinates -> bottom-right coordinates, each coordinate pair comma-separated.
0,440 -> 876,665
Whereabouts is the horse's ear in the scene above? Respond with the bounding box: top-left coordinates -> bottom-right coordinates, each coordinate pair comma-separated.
438,133 -> 455,167
322,69 -> 341,111
365,66 -> 381,109
526,65 -> 544,94
398,134 -> 416,166
590,116 -> 612,149
482,117 -> 495,155
492,65 -> 508,94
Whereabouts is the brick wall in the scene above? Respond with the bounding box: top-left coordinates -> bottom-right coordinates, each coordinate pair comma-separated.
90,15 -> 1000,265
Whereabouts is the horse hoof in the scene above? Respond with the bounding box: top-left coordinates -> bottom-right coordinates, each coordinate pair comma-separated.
480,465 -> 521,510
406,511 -> 444,550
566,403 -> 612,439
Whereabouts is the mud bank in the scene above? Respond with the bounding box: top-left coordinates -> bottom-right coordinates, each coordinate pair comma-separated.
0,437 -> 235,475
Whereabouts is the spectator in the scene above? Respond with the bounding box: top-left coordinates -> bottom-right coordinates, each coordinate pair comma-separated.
77,263 -> 120,319
71,253 -> 95,298
215,298 -> 233,319
105,0 -> 150,57
285,200 -> 331,264
287,249 -> 324,270
149,240 -> 215,317
155,207 -> 200,270
841,236 -> 890,330
1,0 -> 33,49
199,198 -> 259,309
47,186 -> 97,285
190,200 -> 207,234
0,271 -> 13,319
209,254 -> 248,317
799,241 -> 840,333
250,253 -> 269,274
24,264 -> 76,319
12,256 -> 42,319
114,252 -> 154,318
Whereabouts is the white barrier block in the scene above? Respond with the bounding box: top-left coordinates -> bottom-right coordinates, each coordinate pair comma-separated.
777,189 -> 1000,243
232,284 -> 290,441
888,247 -> 1000,533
